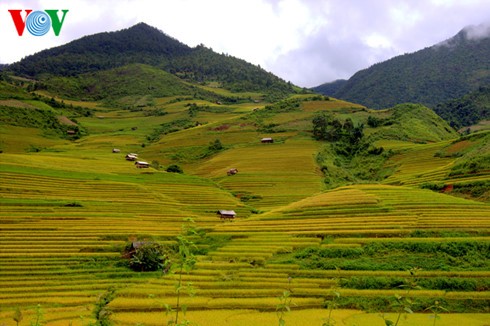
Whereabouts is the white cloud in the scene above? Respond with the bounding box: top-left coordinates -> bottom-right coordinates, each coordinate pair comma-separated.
1,0 -> 489,87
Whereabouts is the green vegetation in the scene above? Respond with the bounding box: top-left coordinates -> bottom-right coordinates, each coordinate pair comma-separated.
166,164 -> 184,174
434,86 -> 490,128
94,288 -> 116,326
8,23 -> 294,96
124,241 -> 169,272
314,116 -> 389,187
370,103 -> 457,143
0,106 -> 65,135
165,220 -> 200,326
0,26 -> 489,326
38,64 -> 215,105
447,131 -> 490,176
323,27 -> 490,109
147,119 -> 198,142
292,241 -> 489,271
276,288 -> 293,326
311,79 -> 347,97
12,307 -> 23,326
312,103 -> 458,189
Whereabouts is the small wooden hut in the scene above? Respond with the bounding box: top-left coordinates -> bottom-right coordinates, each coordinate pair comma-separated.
261,137 -> 274,143
217,210 -> 236,220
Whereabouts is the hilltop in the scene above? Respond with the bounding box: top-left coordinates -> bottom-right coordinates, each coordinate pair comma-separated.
313,25 -> 490,111
7,23 -> 295,96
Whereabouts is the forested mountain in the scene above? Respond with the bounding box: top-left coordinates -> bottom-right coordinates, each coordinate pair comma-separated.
433,86 -> 490,128
314,25 -> 490,110
311,79 -> 347,96
7,23 -> 294,94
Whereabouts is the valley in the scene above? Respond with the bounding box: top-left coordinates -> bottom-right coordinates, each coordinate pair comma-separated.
0,82 -> 488,325
0,22 -> 489,326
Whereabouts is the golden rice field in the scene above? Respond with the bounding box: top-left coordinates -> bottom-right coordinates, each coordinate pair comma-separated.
1,153 -> 488,325
0,97 -> 489,325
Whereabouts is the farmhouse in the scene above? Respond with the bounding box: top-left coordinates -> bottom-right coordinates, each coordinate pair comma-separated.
135,161 -> 150,168
217,210 -> 236,220
125,153 -> 138,161
261,137 -> 274,143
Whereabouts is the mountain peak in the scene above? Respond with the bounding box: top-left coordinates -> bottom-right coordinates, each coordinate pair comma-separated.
436,23 -> 490,48
8,22 -> 192,77
318,24 -> 490,109
461,23 -> 490,41
7,22 -> 294,94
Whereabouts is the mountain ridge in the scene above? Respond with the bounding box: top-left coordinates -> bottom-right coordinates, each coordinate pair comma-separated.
7,22 -> 295,95
313,25 -> 490,111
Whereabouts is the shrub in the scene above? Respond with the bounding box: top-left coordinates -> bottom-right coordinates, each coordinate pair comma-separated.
64,201 -> 83,207
125,241 -> 169,272
166,164 -> 183,174
208,139 -> 223,151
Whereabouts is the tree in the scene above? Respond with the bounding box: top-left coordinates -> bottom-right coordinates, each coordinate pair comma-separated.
165,219 -> 200,326
12,307 -> 23,326
312,112 -> 328,140
367,115 -> 381,128
126,242 -> 169,272
349,124 -> 364,146
343,118 -> 354,131
166,164 -> 183,174
312,112 -> 346,142
208,138 -> 223,151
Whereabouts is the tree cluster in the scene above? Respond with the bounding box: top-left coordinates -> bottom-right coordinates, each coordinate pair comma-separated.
125,241 -> 169,272
433,86 -> 490,128
312,112 -> 365,157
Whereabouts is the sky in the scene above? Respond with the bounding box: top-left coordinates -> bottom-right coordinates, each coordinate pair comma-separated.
1,0 -> 489,87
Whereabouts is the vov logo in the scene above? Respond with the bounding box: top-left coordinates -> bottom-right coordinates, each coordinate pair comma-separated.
8,9 -> 69,36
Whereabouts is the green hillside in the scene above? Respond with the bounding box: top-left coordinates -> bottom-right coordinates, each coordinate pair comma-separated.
316,27 -> 490,109
369,103 -> 457,143
36,63 -> 219,104
7,23 -> 294,96
433,86 -> 490,129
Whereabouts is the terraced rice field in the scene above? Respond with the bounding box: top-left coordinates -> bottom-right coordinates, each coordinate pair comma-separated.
1,146 -> 488,325
383,142 -> 455,185
383,140 -> 489,186
0,97 -> 489,325
0,160 -> 242,324
192,137 -> 324,209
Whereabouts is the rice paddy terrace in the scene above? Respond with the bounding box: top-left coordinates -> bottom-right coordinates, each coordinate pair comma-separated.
0,91 -> 489,325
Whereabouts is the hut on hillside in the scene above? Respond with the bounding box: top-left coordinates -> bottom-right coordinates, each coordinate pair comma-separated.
217,210 -> 236,221
227,168 -> 238,176
261,137 -> 274,143
135,161 -> 150,168
125,153 -> 138,161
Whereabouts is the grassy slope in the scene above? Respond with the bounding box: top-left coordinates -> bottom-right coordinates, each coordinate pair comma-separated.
40,63 -> 218,105
0,82 -> 489,324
